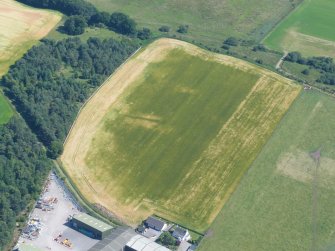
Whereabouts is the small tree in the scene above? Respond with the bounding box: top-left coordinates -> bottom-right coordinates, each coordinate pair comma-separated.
48,140 -> 64,159
177,25 -> 189,34
223,37 -> 239,46
157,232 -> 176,247
159,25 -> 170,32
285,51 -> 302,63
63,16 -> 87,35
109,12 -> 137,36
302,69 -> 310,75
88,11 -> 110,26
137,28 -> 152,40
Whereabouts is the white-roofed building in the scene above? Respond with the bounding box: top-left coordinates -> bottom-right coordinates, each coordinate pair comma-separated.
125,234 -> 170,251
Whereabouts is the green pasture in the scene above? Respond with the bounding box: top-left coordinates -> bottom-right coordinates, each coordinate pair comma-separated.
87,0 -> 300,46
199,91 -> 335,251
0,92 -> 13,124
264,0 -> 335,56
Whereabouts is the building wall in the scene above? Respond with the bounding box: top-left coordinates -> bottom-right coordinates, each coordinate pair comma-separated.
72,218 -> 112,240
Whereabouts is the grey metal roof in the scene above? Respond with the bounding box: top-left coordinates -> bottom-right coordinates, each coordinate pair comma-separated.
73,213 -> 113,232
126,235 -> 170,251
145,217 -> 166,230
89,227 -> 137,251
173,227 -> 187,237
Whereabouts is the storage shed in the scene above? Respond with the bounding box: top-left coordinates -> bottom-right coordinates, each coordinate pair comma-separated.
72,213 -> 113,240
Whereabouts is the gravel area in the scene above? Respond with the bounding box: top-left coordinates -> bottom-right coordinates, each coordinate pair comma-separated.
17,172 -> 99,251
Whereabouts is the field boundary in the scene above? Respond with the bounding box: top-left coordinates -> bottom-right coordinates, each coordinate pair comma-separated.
53,159 -> 123,226
262,0 -> 305,43
61,38 -> 300,231
63,46 -> 142,146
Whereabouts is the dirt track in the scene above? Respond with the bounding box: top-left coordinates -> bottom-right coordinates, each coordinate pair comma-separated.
61,38 -> 299,226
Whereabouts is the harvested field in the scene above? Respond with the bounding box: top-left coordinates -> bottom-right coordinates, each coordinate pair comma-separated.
61,38 -> 301,231
264,0 -> 335,57
0,0 -> 61,76
0,0 -> 61,124
199,91 -> 335,250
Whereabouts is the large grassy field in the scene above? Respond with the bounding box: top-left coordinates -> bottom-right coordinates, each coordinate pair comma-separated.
61,39 -> 300,231
87,0 -> 301,46
264,0 -> 335,57
0,0 -> 61,124
199,91 -> 335,250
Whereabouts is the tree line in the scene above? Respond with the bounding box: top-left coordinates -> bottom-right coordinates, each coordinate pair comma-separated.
0,117 -> 52,249
285,52 -> 335,85
1,37 -> 138,159
18,0 -> 152,39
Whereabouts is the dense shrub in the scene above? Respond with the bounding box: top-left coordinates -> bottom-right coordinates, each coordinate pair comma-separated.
63,16 -> 87,35
0,117 -> 52,249
177,25 -> 189,34
223,37 -> 239,46
1,38 -> 139,158
109,12 -> 137,35
137,28 -> 152,40
159,26 -> 170,32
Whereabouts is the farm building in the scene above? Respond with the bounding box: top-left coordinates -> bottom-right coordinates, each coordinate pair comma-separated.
72,213 -> 113,240
172,227 -> 191,242
125,235 -> 170,251
145,217 -> 167,232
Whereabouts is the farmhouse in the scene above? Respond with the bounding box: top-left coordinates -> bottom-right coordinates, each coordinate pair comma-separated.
125,235 -> 170,251
145,217 -> 167,232
172,227 -> 191,242
71,213 -> 113,240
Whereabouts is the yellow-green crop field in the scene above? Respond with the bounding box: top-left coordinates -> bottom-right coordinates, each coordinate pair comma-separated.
61,39 -> 301,231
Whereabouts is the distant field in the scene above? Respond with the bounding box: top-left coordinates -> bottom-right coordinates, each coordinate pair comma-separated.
61,38 -> 300,231
0,0 -> 61,123
87,0 -> 300,46
199,91 -> 335,250
264,0 -> 335,57
0,92 -> 12,124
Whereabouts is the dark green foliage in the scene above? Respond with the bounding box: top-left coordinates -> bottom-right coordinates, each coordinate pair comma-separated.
1,38 -> 138,158
318,73 -> 335,85
302,69 -> 310,75
17,0 -> 97,19
157,232 -> 177,247
285,51 -> 302,63
109,12 -> 137,35
177,25 -> 189,34
252,44 -> 267,52
89,11 -> 111,26
224,37 -> 239,46
286,52 -> 335,85
137,28 -> 152,40
0,117 -> 52,249
49,141 -> 64,159
63,16 -> 87,35
256,59 -> 263,64
221,44 -> 230,50
18,0 -> 138,37
159,26 -> 170,32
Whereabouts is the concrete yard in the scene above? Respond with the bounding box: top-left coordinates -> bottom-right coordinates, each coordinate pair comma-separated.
17,172 -> 99,251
